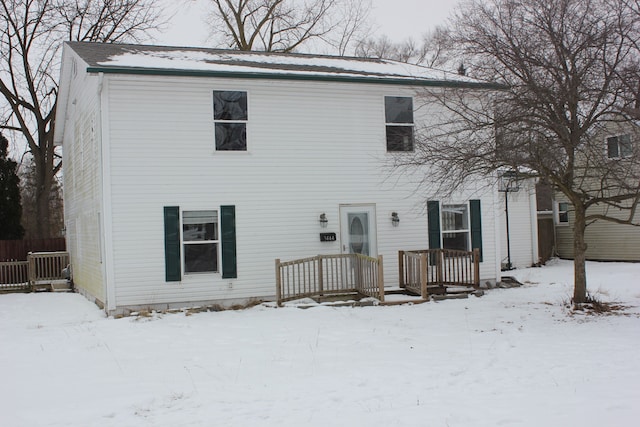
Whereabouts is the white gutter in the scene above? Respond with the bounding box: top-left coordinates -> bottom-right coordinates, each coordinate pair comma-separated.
98,72 -> 117,313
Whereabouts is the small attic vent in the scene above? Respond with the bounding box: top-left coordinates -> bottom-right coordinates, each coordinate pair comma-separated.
71,58 -> 78,78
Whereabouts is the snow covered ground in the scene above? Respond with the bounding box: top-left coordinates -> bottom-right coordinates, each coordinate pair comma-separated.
1,259 -> 639,427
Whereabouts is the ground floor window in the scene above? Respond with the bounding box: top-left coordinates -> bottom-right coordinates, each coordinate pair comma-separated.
556,202 -> 569,224
441,204 -> 470,251
182,210 -> 218,273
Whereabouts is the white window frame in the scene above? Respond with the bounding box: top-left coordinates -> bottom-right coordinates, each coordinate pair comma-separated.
213,90 -> 248,152
181,210 -> 220,275
384,95 -> 415,152
606,133 -> 632,159
555,201 -> 569,226
441,203 -> 471,251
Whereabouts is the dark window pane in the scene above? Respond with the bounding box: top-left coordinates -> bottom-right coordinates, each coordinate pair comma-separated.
620,134 -> 632,157
386,126 -> 413,151
558,202 -> 569,223
214,91 -> 248,120
607,136 -> 619,158
183,211 -> 218,241
443,232 -> 469,251
184,243 -> 218,273
215,123 -> 247,151
385,96 -> 413,123
442,205 -> 468,231
183,223 -> 217,241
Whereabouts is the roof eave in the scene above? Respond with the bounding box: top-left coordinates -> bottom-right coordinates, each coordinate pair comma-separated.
85,66 -> 506,90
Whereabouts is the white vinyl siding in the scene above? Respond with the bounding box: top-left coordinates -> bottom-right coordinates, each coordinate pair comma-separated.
87,73 -> 501,310
556,197 -> 640,261
61,52 -> 105,304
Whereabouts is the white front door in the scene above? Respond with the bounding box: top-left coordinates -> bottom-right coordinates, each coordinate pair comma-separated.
340,204 -> 377,257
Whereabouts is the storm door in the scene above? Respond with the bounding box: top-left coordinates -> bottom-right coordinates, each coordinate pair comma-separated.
339,205 -> 377,257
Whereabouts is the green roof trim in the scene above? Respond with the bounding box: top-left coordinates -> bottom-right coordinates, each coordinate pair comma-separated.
85,66 -> 506,90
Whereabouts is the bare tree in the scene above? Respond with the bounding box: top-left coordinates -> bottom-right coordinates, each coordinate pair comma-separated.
0,0 -> 163,238
394,0 -> 640,305
207,0 -> 370,53
327,0 -> 372,56
354,27 -> 452,69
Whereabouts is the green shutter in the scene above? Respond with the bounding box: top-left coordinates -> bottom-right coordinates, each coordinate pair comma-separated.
427,201 -> 441,249
164,206 -> 181,282
221,205 -> 237,279
470,199 -> 483,262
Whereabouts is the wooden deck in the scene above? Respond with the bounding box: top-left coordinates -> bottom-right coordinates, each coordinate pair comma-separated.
0,252 -> 70,292
399,249 -> 480,299
275,254 -> 384,306
275,249 -> 480,306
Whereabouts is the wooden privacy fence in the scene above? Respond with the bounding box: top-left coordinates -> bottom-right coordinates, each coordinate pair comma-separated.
275,254 -> 384,305
0,252 -> 69,291
399,248 -> 480,299
0,238 -> 66,262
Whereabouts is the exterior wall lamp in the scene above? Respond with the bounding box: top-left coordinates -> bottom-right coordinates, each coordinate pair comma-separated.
391,212 -> 400,226
319,213 -> 328,228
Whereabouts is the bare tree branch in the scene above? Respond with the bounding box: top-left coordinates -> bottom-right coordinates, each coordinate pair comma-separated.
393,0 -> 640,304
0,0 -> 164,238
207,0 -> 367,53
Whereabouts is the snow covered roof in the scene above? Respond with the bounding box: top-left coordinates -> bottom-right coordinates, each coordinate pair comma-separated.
64,41 -> 502,89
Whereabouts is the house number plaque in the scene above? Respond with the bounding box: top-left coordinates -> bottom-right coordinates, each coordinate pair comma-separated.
320,233 -> 337,242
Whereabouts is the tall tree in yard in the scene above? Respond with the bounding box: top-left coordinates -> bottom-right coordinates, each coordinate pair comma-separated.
207,0 -> 371,54
394,0 -> 640,304
0,0 -> 163,238
0,133 -> 24,240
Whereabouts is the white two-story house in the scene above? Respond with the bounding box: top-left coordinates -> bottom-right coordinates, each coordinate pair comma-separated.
54,42 -> 538,315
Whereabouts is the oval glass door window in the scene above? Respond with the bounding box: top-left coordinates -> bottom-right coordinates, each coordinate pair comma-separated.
348,213 -> 369,255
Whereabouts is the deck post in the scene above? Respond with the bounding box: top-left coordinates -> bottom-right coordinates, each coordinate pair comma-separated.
398,250 -> 405,288
377,255 -> 384,301
420,253 -> 428,299
275,259 -> 282,306
436,249 -> 443,286
473,248 -> 480,287
318,255 -> 324,296
27,252 -> 35,290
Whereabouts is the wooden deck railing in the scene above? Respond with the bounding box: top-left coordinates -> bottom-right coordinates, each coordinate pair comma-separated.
275,254 -> 384,305
0,252 -> 69,291
29,252 -> 69,284
399,248 -> 480,298
0,260 -> 29,290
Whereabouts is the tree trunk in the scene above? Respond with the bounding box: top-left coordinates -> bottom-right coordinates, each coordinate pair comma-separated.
572,203 -> 588,304
32,127 -> 56,239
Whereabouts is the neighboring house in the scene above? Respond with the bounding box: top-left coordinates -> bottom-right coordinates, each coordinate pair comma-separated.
555,120 -> 640,261
55,42 -> 536,315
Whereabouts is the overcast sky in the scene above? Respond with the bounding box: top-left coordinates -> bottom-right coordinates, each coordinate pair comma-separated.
157,0 -> 461,49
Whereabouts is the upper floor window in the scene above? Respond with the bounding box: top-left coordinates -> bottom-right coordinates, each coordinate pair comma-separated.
441,204 -> 470,251
606,134 -> 631,159
385,96 -> 414,152
214,91 -> 247,151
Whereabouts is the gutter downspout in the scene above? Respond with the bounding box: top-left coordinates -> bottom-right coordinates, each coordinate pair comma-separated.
98,72 -> 117,313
